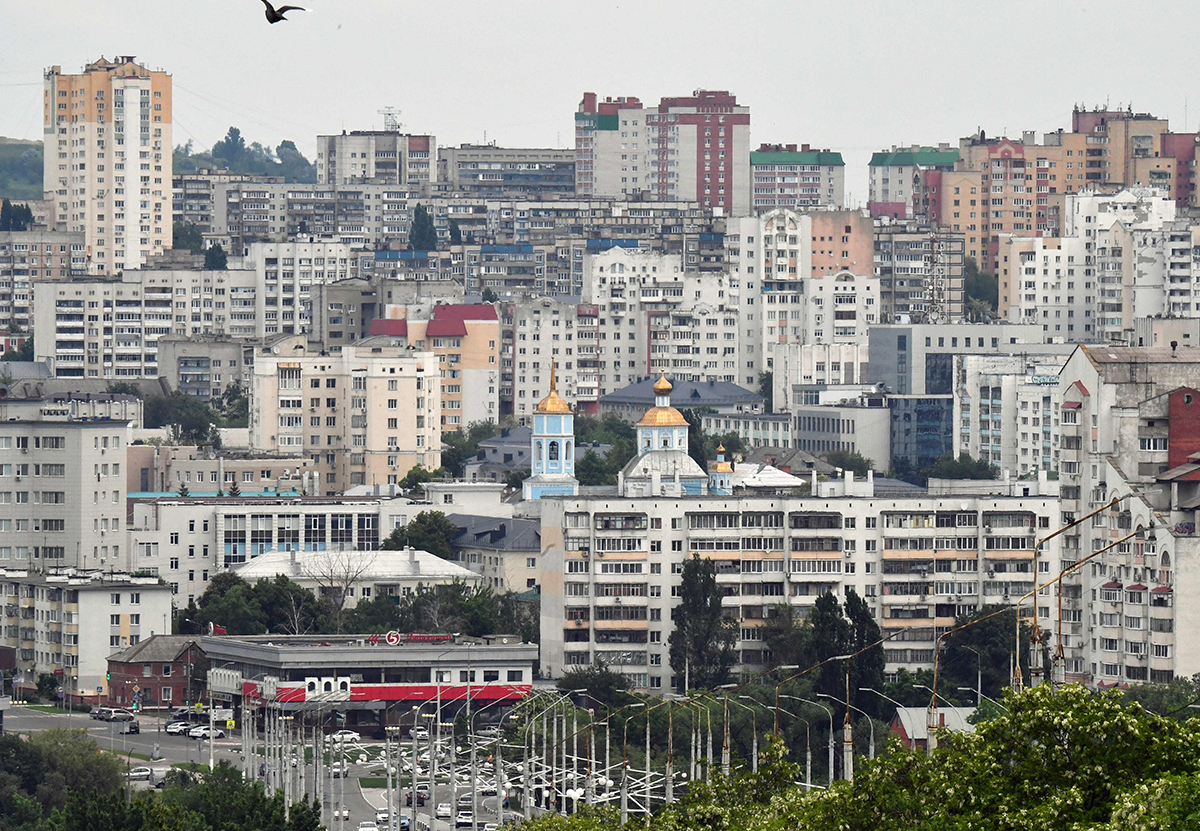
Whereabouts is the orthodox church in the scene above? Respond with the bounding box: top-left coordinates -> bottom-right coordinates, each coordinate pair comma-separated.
524,367 -> 729,500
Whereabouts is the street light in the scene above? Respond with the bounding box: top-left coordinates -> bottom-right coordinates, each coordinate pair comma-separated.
817,692 -> 875,761
724,694 -> 758,774
773,655 -> 852,735
775,695 -> 813,788
957,687 -> 1009,712
795,697 -> 835,784
913,684 -> 957,710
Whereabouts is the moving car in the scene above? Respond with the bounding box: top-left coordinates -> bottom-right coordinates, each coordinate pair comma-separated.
108,709 -> 135,722
127,766 -> 153,781
455,812 -> 474,828
329,729 -> 361,744
410,726 -> 429,740
188,725 -> 226,739
458,794 -> 473,808
436,803 -> 452,819
165,720 -> 192,735
357,823 -> 379,831
331,762 -> 345,779
123,720 -> 141,734
405,792 -> 426,807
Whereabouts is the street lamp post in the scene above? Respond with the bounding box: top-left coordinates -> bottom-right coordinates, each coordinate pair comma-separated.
957,687 -> 1009,712
796,697 -> 835,784
728,696 -> 759,773
817,692 -> 875,762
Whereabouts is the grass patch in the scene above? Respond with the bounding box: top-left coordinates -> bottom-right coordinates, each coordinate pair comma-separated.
359,777 -> 387,789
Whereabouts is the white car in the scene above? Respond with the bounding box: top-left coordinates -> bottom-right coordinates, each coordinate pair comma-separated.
411,726 -> 429,740
127,766 -> 153,781
165,721 -> 192,735
435,803 -> 452,819
358,823 -> 379,831
331,762 -> 346,778
329,729 -> 361,744
188,725 -> 226,739
457,794 -> 473,808
455,812 -> 473,828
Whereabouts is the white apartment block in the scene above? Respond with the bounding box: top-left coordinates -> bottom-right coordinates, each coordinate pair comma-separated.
316,132 -> 435,187
0,231 -> 86,334
726,209 -> 814,385
0,418 -> 132,571
250,335 -> 441,495
581,247 -> 748,396
501,295 -> 592,422
539,480 -> 1063,688
43,57 -> 172,272
128,493 -> 420,606
33,267 -> 257,378
771,342 -> 870,411
1049,345 -> 1200,688
953,354 -> 1069,476
1,569 -> 172,705
242,240 -> 355,337
750,144 -> 845,212
998,234 -> 1093,337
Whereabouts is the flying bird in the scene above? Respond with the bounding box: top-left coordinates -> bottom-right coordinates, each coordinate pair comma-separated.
262,0 -> 305,23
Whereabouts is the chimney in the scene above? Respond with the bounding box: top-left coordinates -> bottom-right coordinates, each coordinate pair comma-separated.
800,144 -> 809,152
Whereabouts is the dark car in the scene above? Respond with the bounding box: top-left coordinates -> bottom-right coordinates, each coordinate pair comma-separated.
123,720 -> 140,734
405,793 -> 426,807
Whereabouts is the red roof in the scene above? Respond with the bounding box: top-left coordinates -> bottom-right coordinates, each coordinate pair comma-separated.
1062,401 -> 1082,410
1072,380 -> 1090,396
1127,584 -> 1147,591
369,319 -> 408,336
1102,580 -> 1123,589
1151,585 -> 1173,593
426,304 -> 498,337
432,304 -> 498,322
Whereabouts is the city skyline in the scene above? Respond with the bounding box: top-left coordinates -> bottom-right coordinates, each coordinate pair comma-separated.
2,0 -> 1197,202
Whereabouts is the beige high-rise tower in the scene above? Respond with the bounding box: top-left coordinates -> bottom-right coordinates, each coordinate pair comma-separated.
44,56 -> 172,273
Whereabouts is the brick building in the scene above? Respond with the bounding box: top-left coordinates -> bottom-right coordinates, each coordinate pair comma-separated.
106,634 -> 205,712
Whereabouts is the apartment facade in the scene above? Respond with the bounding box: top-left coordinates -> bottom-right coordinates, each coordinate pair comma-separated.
867,145 -> 958,220
249,335 -> 441,495
575,90 -> 751,214
0,231 -> 85,334
43,56 -> 172,271
750,144 -> 845,212
873,222 -> 966,323
437,145 -> 575,197
2,569 -> 171,705
539,480 -> 1063,688
316,131 -> 435,187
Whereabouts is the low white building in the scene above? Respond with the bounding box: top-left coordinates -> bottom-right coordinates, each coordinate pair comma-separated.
231,546 -> 478,606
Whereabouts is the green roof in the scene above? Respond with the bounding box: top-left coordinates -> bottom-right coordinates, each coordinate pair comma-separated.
750,151 -> 844,166
868,148 -> 959,167
574,112 -> 619,131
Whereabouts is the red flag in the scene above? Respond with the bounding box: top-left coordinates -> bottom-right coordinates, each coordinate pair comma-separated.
209,623 -> 227,635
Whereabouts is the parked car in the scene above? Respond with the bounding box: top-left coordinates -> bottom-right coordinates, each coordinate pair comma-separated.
127,766 -> 153,781
329,729 -> 361,744
165,720 -> 192,735
188,725 -> 226,739
435,803 -> 452,819
455,812 -> 474,828
410,726 -> 429,740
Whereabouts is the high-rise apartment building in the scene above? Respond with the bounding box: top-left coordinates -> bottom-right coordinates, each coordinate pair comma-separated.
867,145 -> 958,220
575,90 -> 750,215
750,144 -> 845,212
0,230 -> 86,333
249,335 -> 441,495
316,131 -> 436,187
43,57 -> 172,272
873,222 -> 966,323
437,145 -> 575,197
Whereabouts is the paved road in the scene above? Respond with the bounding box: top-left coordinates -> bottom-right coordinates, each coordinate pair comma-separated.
2,709 -> 514,828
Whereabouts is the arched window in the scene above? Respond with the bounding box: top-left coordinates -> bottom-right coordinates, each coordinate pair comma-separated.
565,440 -> 573,460
549,440 -> 560,461
1161,551 -> 1171,568
534,441 -> 542,463
662,435 -> 671,448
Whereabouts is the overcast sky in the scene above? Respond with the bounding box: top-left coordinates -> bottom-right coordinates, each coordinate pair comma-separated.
1,0 -> 1195,203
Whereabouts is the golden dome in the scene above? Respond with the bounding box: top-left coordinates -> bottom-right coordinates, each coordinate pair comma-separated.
637,406 -> 688,428
536,359 -> 572,415
653,374 -> 673,396
717,444 -> 726,454
709,460 -> 733,473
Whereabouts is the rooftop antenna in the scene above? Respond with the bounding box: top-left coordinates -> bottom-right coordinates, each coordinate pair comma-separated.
378,107 -> 403,133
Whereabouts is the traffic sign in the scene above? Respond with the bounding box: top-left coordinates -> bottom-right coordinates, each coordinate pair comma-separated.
226,719 -> 236,729
132,685 -> 140,694
96,686 -> 103,694
367,633 -> 381,645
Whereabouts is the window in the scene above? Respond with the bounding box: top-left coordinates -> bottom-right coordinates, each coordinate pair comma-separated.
507,670 -> 523,682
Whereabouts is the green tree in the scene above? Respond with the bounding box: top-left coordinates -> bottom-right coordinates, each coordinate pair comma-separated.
397,464 -> 445,494
927,451 -> 999,481
211,127 -> 247,166
439,421 -> 498,477
575,448 -> 610,486
0,338 -> 33,362
964,255 -> 999,311
668,553 -> 736,691
504,469 -> 531,490
758,370 -> 773,413
449,219 -> 463,245
556,660 -> 633,710
396,510 -> 460,560
203,244 -> 228,271
173,221 -> 205,254
482,287 -> 499,303
143,392 -> 222,443
0,198 -> 34,232
107,381 -> 143,397
408,204 -> 438,251
940,605 -> 1032,701
702,431 -> 744,463
823,449 -> 874,476
680,408 -> 710,473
